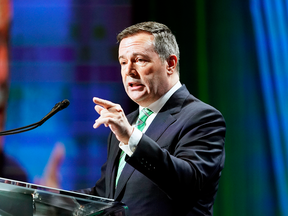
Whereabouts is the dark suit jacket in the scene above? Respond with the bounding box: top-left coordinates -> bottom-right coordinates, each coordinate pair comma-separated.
82,85 -> 226,216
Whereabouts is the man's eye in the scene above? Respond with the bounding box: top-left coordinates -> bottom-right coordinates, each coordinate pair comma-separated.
137,59 -> 145,63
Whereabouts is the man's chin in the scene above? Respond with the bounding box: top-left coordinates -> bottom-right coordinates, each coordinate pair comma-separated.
130,97 -> 145,103
128,94 -> 147,105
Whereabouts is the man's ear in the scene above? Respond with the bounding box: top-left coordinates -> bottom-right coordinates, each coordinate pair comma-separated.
166,55 -> 178,74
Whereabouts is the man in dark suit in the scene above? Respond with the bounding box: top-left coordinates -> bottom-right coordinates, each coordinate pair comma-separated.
84,21 -> 226,216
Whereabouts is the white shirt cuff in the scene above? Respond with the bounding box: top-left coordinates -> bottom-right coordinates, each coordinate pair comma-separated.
119,128 -> 143,157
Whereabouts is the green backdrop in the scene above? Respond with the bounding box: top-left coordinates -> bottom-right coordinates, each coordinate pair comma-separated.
132,0 -> 288,215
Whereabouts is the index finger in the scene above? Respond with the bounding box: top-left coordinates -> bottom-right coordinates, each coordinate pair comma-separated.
93,97 -> 117,109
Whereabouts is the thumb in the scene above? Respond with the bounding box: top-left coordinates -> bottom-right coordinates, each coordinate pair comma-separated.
95,105 -> 105,115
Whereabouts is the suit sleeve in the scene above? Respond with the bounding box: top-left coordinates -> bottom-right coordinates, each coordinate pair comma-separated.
125,105 -> 226,201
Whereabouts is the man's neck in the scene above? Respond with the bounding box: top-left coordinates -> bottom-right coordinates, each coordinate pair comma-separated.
140,81 -> 182,113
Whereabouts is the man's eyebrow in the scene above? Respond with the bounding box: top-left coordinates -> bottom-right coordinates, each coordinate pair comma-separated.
118,55 -> 124,60
118,53 -> 149,60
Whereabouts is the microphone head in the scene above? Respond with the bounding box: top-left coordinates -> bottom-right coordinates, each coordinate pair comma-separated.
60,99 -> 70,110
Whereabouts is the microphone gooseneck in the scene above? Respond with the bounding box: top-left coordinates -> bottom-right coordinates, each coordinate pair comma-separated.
0,99 -> 70,136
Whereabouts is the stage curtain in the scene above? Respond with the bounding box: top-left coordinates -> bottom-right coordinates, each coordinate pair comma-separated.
251,1 -> 288,215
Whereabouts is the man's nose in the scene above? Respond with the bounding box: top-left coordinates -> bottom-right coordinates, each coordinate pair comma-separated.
126,62 -> 137,77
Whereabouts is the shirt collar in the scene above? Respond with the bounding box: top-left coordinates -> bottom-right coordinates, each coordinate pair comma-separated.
139,81 -> 182,114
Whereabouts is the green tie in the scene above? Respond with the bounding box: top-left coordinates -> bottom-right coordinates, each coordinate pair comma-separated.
115,108 -> 153,187
135,108 -> 154,132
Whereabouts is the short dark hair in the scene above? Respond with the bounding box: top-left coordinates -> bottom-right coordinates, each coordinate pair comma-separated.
117,21 -> 180,73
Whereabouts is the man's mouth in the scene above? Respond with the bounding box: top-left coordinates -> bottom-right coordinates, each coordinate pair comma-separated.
128,82 -> 144,89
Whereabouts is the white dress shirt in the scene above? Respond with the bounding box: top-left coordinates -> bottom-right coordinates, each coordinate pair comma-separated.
119,81 -> 182,156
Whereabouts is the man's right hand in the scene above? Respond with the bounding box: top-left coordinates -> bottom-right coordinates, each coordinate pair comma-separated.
93,97 -> 134,145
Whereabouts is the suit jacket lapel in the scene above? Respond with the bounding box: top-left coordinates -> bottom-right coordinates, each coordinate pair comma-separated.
112,111 -> 138,199
144,109 -> 176,146
115,109 -> 179,199
105,135 -> 120,198
144,85 -> 189,144
106,110 -> 138,198
114,162 -> 135,199
113,85 -> 191,199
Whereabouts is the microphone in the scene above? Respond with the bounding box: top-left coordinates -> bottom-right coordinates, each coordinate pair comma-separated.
0,99 -> 70,136
39,99 -> 70,126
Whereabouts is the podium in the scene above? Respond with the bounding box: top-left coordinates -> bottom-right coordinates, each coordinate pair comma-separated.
0,177 -> 128,216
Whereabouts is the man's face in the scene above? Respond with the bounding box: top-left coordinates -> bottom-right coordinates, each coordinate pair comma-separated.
118,32 -> 171,107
